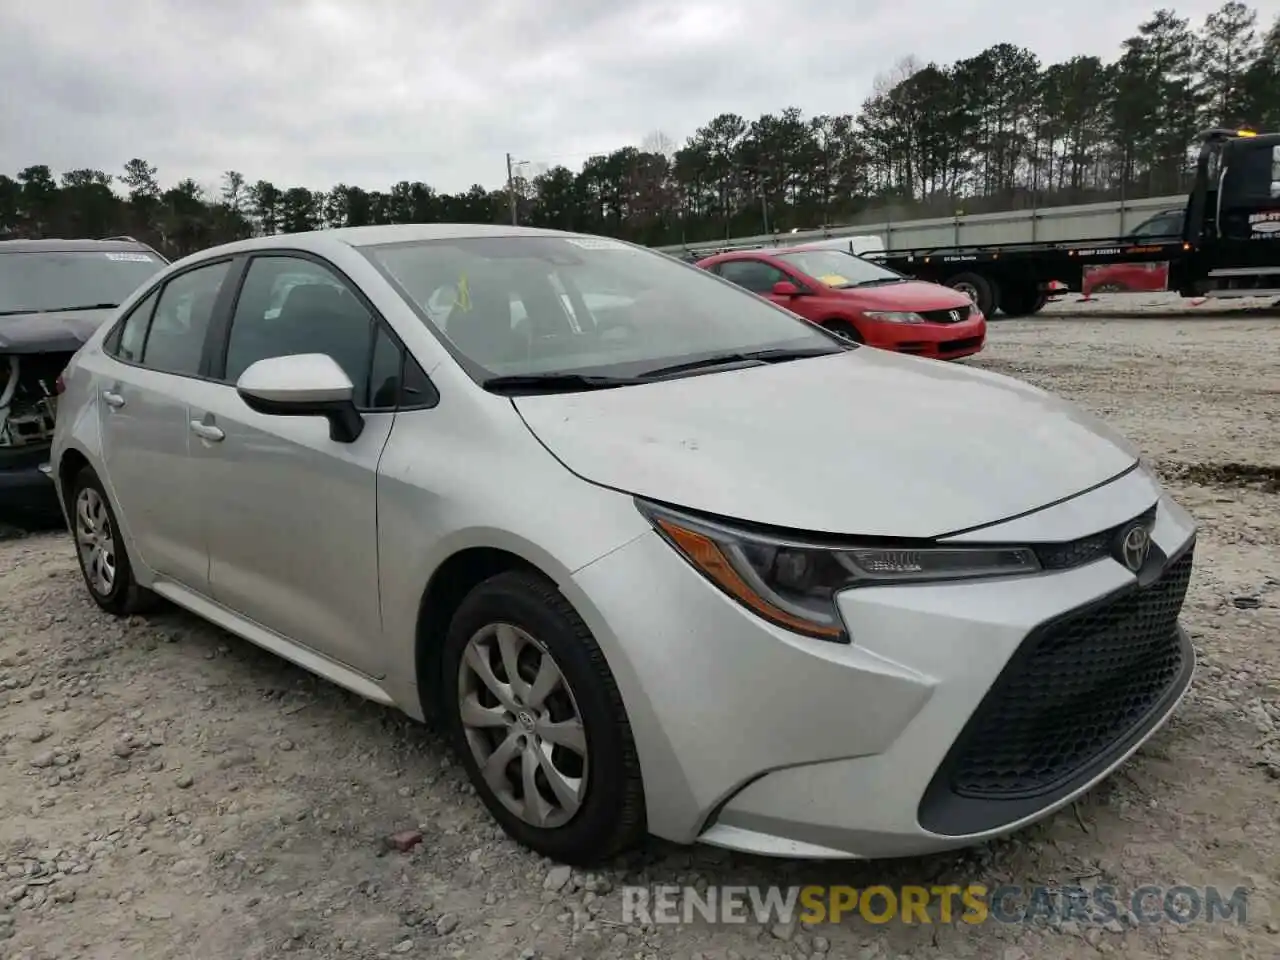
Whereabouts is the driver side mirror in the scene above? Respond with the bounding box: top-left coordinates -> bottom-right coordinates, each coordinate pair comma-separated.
772,280 -> 804,297
236,353 -> 365,444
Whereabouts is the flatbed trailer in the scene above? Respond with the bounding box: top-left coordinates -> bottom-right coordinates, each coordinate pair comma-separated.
870,128 -> 1280,318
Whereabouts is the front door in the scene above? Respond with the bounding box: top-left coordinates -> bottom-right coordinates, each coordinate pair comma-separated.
185,253 -> 395,678
714,258 -> 813,316
96,260 -> 234,593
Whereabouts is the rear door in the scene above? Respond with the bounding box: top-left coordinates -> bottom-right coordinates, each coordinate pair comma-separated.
95,258 -> 236,591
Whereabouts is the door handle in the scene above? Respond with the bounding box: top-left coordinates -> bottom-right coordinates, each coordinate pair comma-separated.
102,390 -> 125,408
190,420 -> 225,442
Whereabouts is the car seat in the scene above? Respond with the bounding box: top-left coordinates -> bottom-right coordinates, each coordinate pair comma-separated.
272,283 -> 371,389
445,280 -> 526,366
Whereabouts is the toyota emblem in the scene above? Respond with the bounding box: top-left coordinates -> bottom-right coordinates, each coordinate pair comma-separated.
1116,523 -> 1152,573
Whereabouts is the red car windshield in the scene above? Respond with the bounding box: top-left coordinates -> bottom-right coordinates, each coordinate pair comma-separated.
774,249 -> 905,289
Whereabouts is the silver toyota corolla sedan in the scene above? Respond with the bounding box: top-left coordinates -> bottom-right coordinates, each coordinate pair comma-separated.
49,224 -> 1198,866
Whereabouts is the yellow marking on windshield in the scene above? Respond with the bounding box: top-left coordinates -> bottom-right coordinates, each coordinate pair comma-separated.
456,273 -> 471,311
818,274 -> 849,286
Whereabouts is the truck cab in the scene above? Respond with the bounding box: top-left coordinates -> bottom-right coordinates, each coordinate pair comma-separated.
1176,129 -> 1280,297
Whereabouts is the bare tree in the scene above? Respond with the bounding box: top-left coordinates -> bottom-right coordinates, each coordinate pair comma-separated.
872,55 -> 924,97
641,130 -> 679,160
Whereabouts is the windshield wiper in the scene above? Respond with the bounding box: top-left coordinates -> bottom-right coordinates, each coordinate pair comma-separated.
482,373 -> 647,394
1,303 -> 122,316
638,346 -> 842,380
42,302 -> 121,312
852,277 -> 907,287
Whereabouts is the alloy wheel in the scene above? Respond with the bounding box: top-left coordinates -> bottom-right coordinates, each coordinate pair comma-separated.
75,486 -> 116,596
457,623 -> 588,829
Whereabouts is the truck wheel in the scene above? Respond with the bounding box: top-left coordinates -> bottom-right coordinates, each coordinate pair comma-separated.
946,273 -> 998,318
998,283 -> 1044,318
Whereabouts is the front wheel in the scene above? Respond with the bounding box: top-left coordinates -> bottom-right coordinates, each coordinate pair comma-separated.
442,570 -> 646,866
821,319 -> 863,343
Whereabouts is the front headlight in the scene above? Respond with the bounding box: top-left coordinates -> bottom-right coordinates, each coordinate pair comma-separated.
862,310 -> 925,324
636,500 -> 1041,643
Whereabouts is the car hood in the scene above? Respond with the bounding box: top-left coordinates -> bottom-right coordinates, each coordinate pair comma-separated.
0,308 -> 115,354
512,349 -> 1140,539
835,280 -> 975,312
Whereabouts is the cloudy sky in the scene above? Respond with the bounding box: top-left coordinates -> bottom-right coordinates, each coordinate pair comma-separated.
3,0 -> 1235,197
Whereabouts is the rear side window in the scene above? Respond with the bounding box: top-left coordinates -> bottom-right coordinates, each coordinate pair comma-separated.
107,289 -> 160,363
143,261 -> 231,376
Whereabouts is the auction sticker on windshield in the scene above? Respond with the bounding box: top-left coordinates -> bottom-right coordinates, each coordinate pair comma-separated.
563,237 -> 630,250
818,274 -> 849,286
104,252 -> 158,262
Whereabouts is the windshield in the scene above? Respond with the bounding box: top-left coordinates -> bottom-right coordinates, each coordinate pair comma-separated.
0,250 -> 166,315
1223,141 -> 1280,203
362,235 -> 843,381
774,249 -> 904,288
1130,211 -> 1184,237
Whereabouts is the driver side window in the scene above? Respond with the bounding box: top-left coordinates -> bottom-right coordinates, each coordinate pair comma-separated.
717,259 -> 787,294
223,255 -> 376,405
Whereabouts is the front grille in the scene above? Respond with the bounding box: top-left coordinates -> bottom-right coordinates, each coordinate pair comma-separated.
946,545 -> 1194,800
1034,505 -> 1157,571
919,306 -> 973,324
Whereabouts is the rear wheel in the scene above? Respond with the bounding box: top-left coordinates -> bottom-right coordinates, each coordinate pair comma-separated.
946,272 -> 998,318
821,319 -> 863,343
442,570 -> 646,866
998,282 -> 1046,318
69,467 -> 157,616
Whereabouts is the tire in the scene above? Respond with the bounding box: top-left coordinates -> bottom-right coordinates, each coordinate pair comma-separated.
946,272 -> 998,318
997,283 -> 1044,318
68,466 -> 158,616
441,570 -> 646,866
821,319 -> 863,343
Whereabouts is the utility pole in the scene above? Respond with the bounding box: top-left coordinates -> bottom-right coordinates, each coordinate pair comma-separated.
506,153 -> 518,225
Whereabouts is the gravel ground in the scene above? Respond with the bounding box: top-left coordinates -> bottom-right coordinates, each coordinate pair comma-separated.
1,312 -> 1278,960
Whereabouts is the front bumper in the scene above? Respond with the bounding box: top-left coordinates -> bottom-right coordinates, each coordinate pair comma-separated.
0,446 -> 61,514
571,468 -> 1197,859
865,315 -> 987,360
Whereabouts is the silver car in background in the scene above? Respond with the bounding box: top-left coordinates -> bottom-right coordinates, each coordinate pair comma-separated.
50,224 -> 1197,866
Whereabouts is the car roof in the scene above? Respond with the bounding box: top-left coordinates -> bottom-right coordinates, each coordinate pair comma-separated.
0,237 -> 161,254
698,248 -> 782,263
176,223 -> 629,266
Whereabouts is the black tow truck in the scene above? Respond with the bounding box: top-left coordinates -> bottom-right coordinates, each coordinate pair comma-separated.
870,128 -> 1280,318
